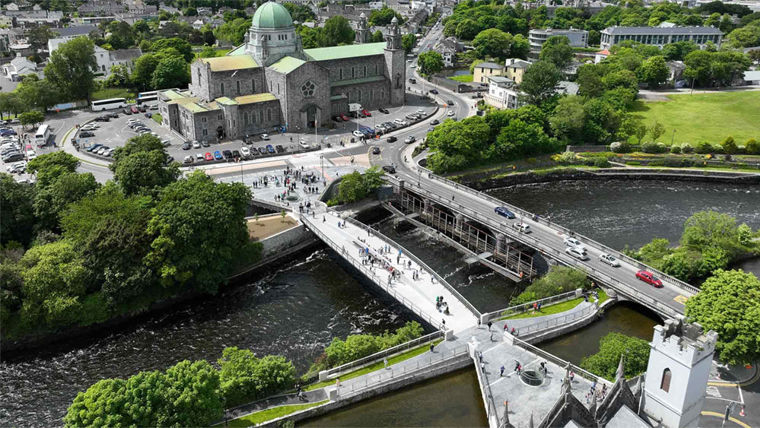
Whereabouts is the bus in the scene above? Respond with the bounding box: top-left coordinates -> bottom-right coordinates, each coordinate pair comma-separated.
35,124 -> 50,147
91,98 -> 127,111
136,91 -> 159,105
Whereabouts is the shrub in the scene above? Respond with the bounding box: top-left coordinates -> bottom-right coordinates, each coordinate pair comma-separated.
594,158 -> 611,168
745,139 -> 760,155
680,144 -> 694,154
721,136 -> 738,155
610,141 -> 632,153
510,266 -> 589,305
641,142 -> 667,154
670,145 -> 681,154
558,151 -> 577,164
695,141 -> 715,154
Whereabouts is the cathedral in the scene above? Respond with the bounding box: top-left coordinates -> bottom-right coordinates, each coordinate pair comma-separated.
158,2 -> 406,142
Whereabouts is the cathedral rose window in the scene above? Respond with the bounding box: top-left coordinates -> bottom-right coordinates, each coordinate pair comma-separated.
301,80 -> 316,97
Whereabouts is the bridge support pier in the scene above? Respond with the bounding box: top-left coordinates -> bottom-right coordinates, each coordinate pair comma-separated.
397,179 -> 405,194
455,214 -> 463,236
495,234 -> 507,255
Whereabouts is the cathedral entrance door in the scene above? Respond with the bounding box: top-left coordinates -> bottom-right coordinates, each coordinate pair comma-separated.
300,104 -> 320,129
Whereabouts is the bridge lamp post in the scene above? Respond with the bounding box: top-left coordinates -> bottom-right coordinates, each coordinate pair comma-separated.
320,154 -> 324,179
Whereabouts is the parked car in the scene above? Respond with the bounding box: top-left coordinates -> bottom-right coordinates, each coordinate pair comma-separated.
565,246 -> 588,260
371,146 -> 381,154
512,222 -> 531,233
261,133 -> 270,140
192,140 -> 201,149
563,237 -> 587,254
79,131 -> 95,138
353,130 -> 365,138
2,152 -> 24,162
266,144 -> 275,153
222,150 -> 233,159
636,270 -> 663,288
382,165 -> 396,174
379,108 -> 390,114
447,111 -> 455,117
201,140 -> 210,147
361,109 -> 371,117
409,78 -> 416,83
195,153 -> 204,161
429,89 -> 438,94
599,253 -> 620,267
231,150 -> 241,159
276,145 -> 284,153
258,146 -> 267,154
494,206 -> 515,219
214,150 -> 223,160
87,144 -> 103,152
123,108 -> 132,115
339,113 -> 350,121
181,142 -> 191,150
241,147 -> 251,157
299,140 -> 309,149
204,152 -> 213,161
394,119 -> 408,126
431,119 -> 440,125
130,106 -> 139,114
387,136 -> 398,143
183,156 -> 194,164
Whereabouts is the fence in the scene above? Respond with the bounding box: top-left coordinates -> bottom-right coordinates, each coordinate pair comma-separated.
333,344 -> 470,397
472,349 -> 501,428
320,330 -> 444,380
301,214 -> 447,331
342,216 -> 482,320
510,303 -> 597,336
413,165 -> 699,296
510,335 -> 612,387
480,290 -> 579,324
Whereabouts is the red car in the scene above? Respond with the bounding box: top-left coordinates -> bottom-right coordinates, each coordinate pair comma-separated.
340,113 -> 350,121
636,270 -> 663,288
204,152 -> 213,161
362,109 -> 372,117
130,105 -> 139,114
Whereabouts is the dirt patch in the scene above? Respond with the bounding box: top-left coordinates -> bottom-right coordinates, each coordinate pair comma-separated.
247,215 -> 299,240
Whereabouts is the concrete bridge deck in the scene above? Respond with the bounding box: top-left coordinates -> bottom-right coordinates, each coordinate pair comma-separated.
301,211 -> 480,332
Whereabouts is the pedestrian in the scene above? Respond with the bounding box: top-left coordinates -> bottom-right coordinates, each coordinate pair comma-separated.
336,378 -> 341,388
538,302 -> 542,311
430,343 -> 435,353
478,353 -> 483,363
503,323 -> 508,332
487,321 -> 492,331
533,302 -> 538,312
569,371 -> 575,382
500,365 -> 505,377
540,361 -> 546,374
480,361 -> 486,371
514,361 -> 520,372
490,332 -> 494,342
322,215 -> 326,222
383,357 -> 389,370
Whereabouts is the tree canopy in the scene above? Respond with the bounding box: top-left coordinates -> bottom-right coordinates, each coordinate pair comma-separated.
44,37 -> 97,102
580,333 -> 651,381
417,51 -> 444,76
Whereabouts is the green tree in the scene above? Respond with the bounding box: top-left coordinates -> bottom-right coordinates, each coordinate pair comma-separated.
160,360 -> 223,426
33,172 -> 100,232
213,18 -> 251,46
685,269 -> 760,365
371,30 -> 385,43
368,7 -> 404,26
106,20 -> 135,50
197,45 -> 217,58
580,333 -> 651,381
681,211 -> 748,257
145,172 -> 254,293
44,37 -> 97,102
619,116 -> 647,143
519,60 -> 561,106
322,16 -> 355,46
0,174 -> 36,247
0,92 -> 27,119
417,51 -> 444,76
283,3 -> 316,23
511,34 -> 530,59
401,33 -> 417,54
151,55 -> 190,90
721,136 -> 738,154
745,138 -> 760,155
489,119 -> 557,161
576,64 -> 605,98
27,152 -> 80,187
510,266 -> 589,305
638,55 -> 669,88
648,121 -> 665,142
473,28 -> 513,62
149,37 -> 194,63
539,35 -> 574,70
63,378 -> 132,427
426,115 -> 491,173
455,19 -> 480,41
19,110 -> 45,128
15,76 -> 60,112
662,41 -> 698,61
549,96 -> 586,142
218,347 -> 296,406
131,53 -> 160,92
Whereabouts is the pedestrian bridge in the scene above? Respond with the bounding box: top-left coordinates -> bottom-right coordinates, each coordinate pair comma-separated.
301,211 -> 481,333
385,168 -> 698,319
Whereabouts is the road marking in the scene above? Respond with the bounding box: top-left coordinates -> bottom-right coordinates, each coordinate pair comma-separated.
700,411 -> 751,428
709,382 -> 738,387
674,295 -> 688,305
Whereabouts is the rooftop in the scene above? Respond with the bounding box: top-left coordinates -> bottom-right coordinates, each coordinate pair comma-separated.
235,93 -> 278,104
602,25 -> 723,35
251,1 -> 293,29
330,75 -> 386,88
269,56 -> 306,74
55,24 -> 97,37
304,42 -> 385,61
475,61 -> 503,70
200,55 -> 259,72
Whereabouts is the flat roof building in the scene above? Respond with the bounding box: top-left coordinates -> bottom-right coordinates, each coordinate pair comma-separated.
528,28 -> 588,60
600,26 -> 722,50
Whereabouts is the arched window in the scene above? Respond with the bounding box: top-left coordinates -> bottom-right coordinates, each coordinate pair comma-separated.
251,79 -> 256,92
236,80 -> 240,94
220,82 -> 225,95
660,368 -> 671,392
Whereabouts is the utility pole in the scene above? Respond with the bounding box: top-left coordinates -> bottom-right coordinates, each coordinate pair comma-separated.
670,129 -> 676,146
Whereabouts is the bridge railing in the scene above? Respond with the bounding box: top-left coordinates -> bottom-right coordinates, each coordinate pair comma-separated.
412,166 -> 699,296
480,290 -> 580,324
301,214 -> 447,331
472,348 -> 501,428
510,303 -> 597,336
343,216 -> 482,320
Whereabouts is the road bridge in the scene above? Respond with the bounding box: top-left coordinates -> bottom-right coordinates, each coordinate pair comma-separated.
384,170 -> 697,319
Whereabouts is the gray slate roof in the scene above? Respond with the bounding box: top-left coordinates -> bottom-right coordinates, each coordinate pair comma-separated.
55,24 -> 97,37
602,25 -> 722,35
109,48 -> 142,61
476,61 -> 503,70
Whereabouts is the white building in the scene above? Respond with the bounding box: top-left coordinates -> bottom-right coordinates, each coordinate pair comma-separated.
2,56 -> 37,81
484,76 -> 521,109
46,25 -> 98,52
528,27 -> 588,61
600,26 -> 722,50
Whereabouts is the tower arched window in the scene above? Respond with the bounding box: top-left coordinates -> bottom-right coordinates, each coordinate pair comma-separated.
220,82 -> 224,95
660,368 -> 672,392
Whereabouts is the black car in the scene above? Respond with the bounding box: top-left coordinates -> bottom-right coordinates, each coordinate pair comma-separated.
431,119 -> 440,125
222,150 -> 233,159
181,142 -> 191,150
275,144 -> 284,153
447,100 -> 455,105
429,89 -> 439,94
387,136 -> 397,143
94,115 -> 110,122
231,150 -> 241,159
201,140 -> 210,147
79,131 -> 95,138
258,147 -> 267,154
3,152 -> 24,162
382,165 -> 396,174
379,108 -> 390,114
108,112 -> 119,119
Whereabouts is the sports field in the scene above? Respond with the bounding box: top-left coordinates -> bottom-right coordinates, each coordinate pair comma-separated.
630,91 -> 760,146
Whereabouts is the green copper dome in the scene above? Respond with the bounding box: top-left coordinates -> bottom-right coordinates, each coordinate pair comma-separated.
251,2 -> 294,29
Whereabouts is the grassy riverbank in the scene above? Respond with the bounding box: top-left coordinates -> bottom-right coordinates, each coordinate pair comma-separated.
225,400 -> 329,427
502,290 -> 608,320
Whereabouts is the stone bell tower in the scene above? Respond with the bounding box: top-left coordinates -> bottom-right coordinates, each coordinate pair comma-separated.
384,17 -> 405,106
356,12 -> 370,44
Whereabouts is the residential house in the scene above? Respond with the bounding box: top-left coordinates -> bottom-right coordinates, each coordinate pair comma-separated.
92,46 -> 141,76
504,58 -> 530,84
484,76 -> 520,109
473,61 -> 504,84
2,55 -> 36,80
437,37 -> 462,67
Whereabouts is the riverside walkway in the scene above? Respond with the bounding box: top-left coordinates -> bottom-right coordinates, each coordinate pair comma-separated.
301,210 -> 480,332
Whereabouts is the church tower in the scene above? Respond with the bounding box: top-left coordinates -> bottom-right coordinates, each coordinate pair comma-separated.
356,12 -> 370,44
384,17 -> 405,106
643,317 -> 717,428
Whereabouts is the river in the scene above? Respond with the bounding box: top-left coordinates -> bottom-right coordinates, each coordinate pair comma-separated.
2,179 -> 759,426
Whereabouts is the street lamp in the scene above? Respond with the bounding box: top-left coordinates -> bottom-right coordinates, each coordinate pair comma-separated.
320,154 -> 324,179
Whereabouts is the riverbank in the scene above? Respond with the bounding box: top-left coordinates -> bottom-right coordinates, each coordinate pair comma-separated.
2,218 -> 317,355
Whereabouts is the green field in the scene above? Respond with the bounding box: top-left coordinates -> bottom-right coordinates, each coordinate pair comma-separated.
450,74 -> 473,82
630,91 -> 760,146
92,87 -> 136,101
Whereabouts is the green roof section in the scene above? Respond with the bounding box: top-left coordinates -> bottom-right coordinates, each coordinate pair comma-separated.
216,96 -> 237,106
183,102 -> 210,113
269,56 -> 306,74
252,1 -> 293,29
228,44 -> 246,56
162,89 -> 187,100
330,75 -> 385,88
200,55 -> 258,72
330,94 -> 348,101
304,42 -> 385,62
235,93 -> 278,104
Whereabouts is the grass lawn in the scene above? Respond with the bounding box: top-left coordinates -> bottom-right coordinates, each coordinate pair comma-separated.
225,400 -> 329,427
247,215 -> 299,241
92,87 -> 136,101
501,290 -> 608,320
630,92 -> 760,146
152,113 -> 162,124
450,74 -> 473,82
304,340 -> 443,391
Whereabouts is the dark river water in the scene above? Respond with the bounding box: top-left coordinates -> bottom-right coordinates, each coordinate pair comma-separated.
2,179 -> 759,427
